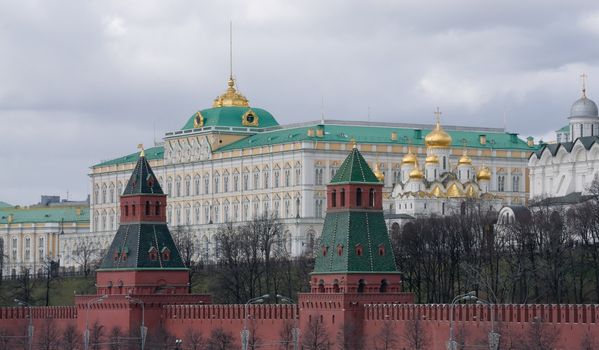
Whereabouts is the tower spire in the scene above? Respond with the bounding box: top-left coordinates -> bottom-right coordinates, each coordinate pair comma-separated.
581,73 -> 588,98
229,21 -> 233,80
434,106 -> 442,125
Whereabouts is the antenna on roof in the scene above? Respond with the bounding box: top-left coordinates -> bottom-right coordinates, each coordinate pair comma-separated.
581,73 -> 588,97
367,105 -> 371,123
229,21 -> 233,80
321,96 -> 325,125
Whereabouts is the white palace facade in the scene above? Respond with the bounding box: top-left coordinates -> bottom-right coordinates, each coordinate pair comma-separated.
82,76 -> 536,261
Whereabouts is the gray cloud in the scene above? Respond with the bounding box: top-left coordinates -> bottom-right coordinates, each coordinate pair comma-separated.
1,0 -> 599,205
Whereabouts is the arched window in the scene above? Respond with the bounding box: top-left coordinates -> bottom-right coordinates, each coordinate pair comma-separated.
155,201 -> 161,216
145,201 -> 150,215
125,205 -> 129,216
132,205 -> 136,216
355,244 -> 363,256
340,189 -> 345,207
379,279 -> 388,293
318,280 -> 325,293
378,244 -> 385,256
332,190 -> 337,207
356,188 -> 362,206
369,188 -> 375,207
333,279 -> 340,293
357,279 -> 365,293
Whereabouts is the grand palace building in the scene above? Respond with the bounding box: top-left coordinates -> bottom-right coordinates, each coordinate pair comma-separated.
82,75 -> 536,261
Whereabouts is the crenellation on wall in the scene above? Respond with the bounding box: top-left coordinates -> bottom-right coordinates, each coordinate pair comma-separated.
163,303 -> 298,321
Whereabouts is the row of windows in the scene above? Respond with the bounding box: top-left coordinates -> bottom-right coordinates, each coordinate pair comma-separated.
497,175 -> 520,192
165,168 -> 302,198
331,188 -> 376,208
2,236 -> 46,262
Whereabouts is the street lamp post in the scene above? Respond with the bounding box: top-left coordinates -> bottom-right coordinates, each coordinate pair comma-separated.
276,294 -> 299,350
14,299 -> 33,350
476,298 -> 500,350
84,295 -> 108,350
447,291 -> 477,350
242,294 -> 269,350
126,296 -> 147,350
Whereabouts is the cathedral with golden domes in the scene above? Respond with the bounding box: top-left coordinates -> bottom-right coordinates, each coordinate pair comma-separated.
389,109 -> 502,222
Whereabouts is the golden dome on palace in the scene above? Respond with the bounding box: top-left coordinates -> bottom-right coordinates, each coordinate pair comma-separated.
476,166 -> 492,181
425,154 -> 439,164
212,77 -> 250,108
373,163 -> 385,182
458,152 -> 472,165
425,120 -> 452,148
401,151 -> 418,165
409,167 -> 424,179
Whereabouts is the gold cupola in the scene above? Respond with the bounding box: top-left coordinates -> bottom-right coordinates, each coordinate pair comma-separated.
458,149 -> 472,165
425,154 -> 439,164
409,167 -> 424,180
476,166 -> 491,181
425,108 -> 452,148
212,77 -> 250,108
401,148 -> 418,165
373,162 -> 385,182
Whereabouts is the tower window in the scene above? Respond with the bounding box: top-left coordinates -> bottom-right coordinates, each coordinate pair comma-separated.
125,205 -> 129,216
145,201 -> 150,215
155,201 -> 161,216
337,244 -> 343,256
357,279 -> 365,293
378,244 -> 385,256
369,188 -> 375,207
340,189 -> 345,207
355,244 -> 363,256
132,205 -> 136,216
161,247 -> 171,261
356,188 -> 362,206
332,190 -> 337,207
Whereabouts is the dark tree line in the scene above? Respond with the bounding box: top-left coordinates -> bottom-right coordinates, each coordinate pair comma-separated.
211,214 -> 312,304
393,183 -> 599,304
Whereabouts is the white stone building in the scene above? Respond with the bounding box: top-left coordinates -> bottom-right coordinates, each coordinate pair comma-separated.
529,84 -> 599,200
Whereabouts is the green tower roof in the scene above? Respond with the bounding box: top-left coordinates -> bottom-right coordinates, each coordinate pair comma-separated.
313,147 -> 398,274
98,152 -> 185,271
122,152 -> 164,195
330,146 -> 380,184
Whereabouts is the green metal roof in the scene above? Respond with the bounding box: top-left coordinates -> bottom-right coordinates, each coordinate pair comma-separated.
556,125 -> 569,133
93,146 -> 164,168
217,123 -> 538,152
123,154 -> 164,195
98,223 -> 186,270
0,206 -> 90,225
313,211 -> 398,273
330,147 -> 380,184
0,202 -> 12,209
93,122 -> 538,168
181,106 -> 279,130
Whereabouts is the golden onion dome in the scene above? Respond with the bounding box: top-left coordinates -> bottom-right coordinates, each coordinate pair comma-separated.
373,163 -> 385,182
425,154 -> 439,164
409,167 -> 424,180
476,166 -> 492,181
425,120 -> 452,148
401,151 -> 418,165
458,151 -> 472,166
212,77 -> 250,108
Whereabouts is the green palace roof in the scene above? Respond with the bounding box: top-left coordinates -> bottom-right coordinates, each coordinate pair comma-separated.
181,106 -> 279,130
556,125 -> 569,132
0,201 -> 12,209
330,147 -> 380,184
93,122 -> 538,168
0,206 -> 89,225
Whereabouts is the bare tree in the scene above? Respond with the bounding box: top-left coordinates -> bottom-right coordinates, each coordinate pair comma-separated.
13,268 -> 35,304
278,319 -> 295,350
109,326 -> 124,350
72,239 -> 99,278
172,225 -> 200,293
372,319 -> 398,350
302,315 -> 331,350
61,323 -> 81,350
403,313 -> 428,350
336,318 -> 363,350
248,317 -> 262,350
40,258 -> 60,306
206,327 -> 235,350
183,327 -> 206,350
524,317 -> 559,350
90,321 -> 105,350
580,330 -> 597,350
37,317 -> 61,350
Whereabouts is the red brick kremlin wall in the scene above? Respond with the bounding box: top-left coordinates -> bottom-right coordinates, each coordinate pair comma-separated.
0,302 -> 597,348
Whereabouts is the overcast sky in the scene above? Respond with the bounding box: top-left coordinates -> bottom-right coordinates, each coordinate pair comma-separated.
1,0 -> 599,206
